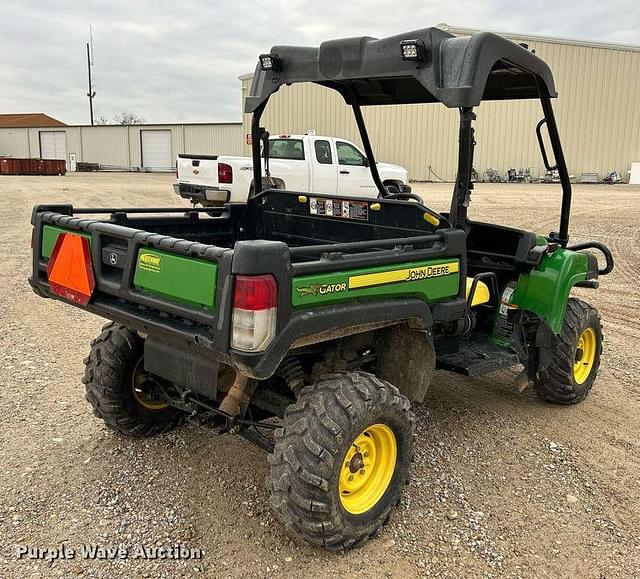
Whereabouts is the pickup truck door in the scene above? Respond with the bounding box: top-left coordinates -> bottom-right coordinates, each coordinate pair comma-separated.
268,138 -> 310,191
336,141 -> 377,198
309,138 -> 338,194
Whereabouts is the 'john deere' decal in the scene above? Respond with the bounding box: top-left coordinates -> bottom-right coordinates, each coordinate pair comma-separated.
292,259 -> 460,308
349,261 -> 459,289
139,253 -> 161,273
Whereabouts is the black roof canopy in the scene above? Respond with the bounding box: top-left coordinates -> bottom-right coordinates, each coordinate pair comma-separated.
245,27 -> 557,112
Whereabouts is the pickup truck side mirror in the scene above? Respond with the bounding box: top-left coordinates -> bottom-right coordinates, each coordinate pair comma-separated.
363,157 -> 370,167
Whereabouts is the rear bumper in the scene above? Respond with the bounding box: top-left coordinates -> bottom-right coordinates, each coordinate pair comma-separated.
173,183 -> 230,203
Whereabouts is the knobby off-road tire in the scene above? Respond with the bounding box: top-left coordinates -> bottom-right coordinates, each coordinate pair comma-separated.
82,322 -> 184,436
534,298 -> 603,404
267,371 -> 415,550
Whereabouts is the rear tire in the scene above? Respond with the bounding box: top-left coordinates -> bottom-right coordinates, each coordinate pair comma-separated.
267,371 -> 414,550
82,323 -> 184,436
534,298 -> 602,404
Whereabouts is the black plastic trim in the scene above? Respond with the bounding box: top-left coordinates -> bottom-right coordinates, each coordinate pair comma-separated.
230,298 -> 434,379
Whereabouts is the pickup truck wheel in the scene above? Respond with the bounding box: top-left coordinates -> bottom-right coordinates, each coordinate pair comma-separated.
82,323 -> 184,437
534,298 -> 602,404
267,371 -> 414,550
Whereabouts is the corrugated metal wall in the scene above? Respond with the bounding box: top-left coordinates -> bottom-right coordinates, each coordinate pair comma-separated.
0,123 -> 243,170
241,30 -> 640,181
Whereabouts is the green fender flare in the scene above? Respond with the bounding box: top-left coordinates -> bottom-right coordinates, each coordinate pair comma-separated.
511,248 -> 589,334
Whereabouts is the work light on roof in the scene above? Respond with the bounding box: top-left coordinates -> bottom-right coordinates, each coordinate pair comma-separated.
400,39 -> 427,62
259,53 -> 282,72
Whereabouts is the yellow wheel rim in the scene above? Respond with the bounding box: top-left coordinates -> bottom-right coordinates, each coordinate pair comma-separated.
132,358 -> 169,410
339,424 -> 397,515
573,327 -> 597,385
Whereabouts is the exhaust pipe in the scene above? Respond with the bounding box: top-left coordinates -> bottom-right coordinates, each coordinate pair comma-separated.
218,373 -> 249,416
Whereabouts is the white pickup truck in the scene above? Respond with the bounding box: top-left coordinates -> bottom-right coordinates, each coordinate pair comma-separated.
174,133 -> 411,206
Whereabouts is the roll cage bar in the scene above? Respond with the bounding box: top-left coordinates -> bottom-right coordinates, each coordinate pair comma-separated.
247,27 -> 573,246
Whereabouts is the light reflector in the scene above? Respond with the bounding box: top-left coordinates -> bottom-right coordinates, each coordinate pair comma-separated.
46,233 -> 95,305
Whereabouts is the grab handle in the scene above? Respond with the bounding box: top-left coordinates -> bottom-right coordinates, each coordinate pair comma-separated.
567,241 -> 614,275
536,118 -> 557,171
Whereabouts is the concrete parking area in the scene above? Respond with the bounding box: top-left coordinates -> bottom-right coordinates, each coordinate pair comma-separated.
1,173 -> 639,578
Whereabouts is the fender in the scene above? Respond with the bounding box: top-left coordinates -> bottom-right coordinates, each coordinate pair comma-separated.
510,248 -> 590,334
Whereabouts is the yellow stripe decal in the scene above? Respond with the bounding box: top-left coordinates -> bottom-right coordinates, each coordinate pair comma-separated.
348,261 -> 459,290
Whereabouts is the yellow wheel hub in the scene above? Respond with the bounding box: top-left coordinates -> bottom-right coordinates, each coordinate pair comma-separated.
573,327 -> 597,385
339,423 -> 397,515
132,359 -> 169,411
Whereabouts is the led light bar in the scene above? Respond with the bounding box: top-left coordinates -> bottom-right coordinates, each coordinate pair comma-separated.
259,53 -> 282,72
400,39 -> 427,62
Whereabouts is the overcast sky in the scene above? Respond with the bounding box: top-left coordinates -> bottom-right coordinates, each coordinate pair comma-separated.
1,0 -> 638,125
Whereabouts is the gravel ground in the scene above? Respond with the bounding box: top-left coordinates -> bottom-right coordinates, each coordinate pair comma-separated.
1,173 -> 639,578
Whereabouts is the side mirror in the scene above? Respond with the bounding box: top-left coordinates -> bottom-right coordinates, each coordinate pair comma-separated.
363,157 -> 370,167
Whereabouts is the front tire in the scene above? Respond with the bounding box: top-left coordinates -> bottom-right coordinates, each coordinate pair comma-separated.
534,298 -> 603,404
267,372 -> 414,550
82,323 -> 184,436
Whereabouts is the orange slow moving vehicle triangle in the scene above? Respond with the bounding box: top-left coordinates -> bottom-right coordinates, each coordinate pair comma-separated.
46,233 -> 95,305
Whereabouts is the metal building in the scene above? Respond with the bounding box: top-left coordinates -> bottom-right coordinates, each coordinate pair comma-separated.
240,25 -> 640,181
0,122 -> 243,171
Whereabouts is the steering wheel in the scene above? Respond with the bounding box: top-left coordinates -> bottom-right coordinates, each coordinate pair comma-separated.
385,191 -> 425,203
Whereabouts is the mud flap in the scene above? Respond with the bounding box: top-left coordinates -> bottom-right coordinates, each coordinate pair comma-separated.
375,324 -> 435,402
144,337 -> 219,398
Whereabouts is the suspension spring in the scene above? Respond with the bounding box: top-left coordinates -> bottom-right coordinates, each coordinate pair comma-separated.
276,356 -> 306,396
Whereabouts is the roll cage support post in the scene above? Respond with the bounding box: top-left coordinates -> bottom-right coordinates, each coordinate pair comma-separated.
449,107 -> 476,232
348,86 -> 388,198
251,100 -> 268,197
536,79 -> 572,246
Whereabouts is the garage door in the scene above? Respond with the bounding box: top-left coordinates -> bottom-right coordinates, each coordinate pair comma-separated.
141,130 -> 172,170
40,131 -> 67,161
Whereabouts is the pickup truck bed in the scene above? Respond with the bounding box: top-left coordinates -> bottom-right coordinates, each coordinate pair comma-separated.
30,191 -> 464,384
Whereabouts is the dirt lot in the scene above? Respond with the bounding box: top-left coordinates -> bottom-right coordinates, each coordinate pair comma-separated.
1,173 -> 639,578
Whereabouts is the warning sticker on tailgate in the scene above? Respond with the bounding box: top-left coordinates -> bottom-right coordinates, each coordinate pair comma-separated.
309,197 -> 369,221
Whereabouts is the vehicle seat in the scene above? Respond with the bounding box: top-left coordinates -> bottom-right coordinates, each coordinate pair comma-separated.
466,278 -> 491,307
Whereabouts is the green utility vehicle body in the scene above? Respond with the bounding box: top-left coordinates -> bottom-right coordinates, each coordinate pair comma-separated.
29,26 -> 614,550
30,195 -> 603,386
29,23 -> 615,441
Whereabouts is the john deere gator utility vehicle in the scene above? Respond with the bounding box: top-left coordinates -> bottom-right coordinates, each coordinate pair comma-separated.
29,27 -> 614,549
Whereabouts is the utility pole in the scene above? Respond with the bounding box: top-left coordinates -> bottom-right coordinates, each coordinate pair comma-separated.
86,42 -> 96,125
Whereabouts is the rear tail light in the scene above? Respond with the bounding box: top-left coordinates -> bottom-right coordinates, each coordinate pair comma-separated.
176,164 -> 179,179
231,275 -> 277,352
218,162 -> 233,184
